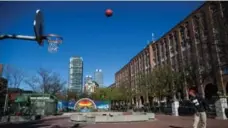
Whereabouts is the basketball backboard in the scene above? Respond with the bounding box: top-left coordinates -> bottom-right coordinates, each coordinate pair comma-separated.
33,9 -> 44,45
0,9 -> 63,53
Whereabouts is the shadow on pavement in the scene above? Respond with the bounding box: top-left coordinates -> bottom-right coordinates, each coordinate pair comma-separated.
48,124 -> 84,128
0,120 -> 50,128
169,125 -> 184,128
0,117 -> 86,128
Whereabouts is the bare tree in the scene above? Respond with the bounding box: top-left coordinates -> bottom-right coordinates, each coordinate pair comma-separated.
60,86 -> 67,96
55,87 -> 68,100
3,65 -> 25,88
67,90 -> 78,101
25,68 -> 66,94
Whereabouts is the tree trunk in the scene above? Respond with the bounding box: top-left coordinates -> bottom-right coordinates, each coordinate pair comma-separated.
184,83 -> 189,100
158,93 -> 162,113
152,97 -> 155,112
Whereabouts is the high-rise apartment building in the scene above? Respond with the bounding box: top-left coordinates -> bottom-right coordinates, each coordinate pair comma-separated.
69,56 -> 83,94
108,83 -> 116,89
94,69 -> 103,87
115,1 -> 228,104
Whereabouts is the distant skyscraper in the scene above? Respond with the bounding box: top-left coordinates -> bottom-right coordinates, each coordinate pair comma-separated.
84,75 -> 92,84
94,69 -> 103,87
69,56 -> 83,94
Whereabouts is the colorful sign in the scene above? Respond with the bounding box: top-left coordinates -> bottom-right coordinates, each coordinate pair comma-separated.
58,99 -> 111,112
95,101 -> 110,110
57,101 -> 68,112
57,100 -> 76,112
74,98 -> 96,112
68,100 -> 76,110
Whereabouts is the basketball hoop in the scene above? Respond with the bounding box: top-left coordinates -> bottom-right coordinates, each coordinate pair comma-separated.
0,10 -> 64,53
45,34 -> 63,53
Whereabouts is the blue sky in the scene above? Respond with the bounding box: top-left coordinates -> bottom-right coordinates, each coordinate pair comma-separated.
0,1 -> 204,90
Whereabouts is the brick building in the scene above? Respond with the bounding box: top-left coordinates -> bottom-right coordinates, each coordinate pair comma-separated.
115,1 -> 228,106
108,83 -> 116,89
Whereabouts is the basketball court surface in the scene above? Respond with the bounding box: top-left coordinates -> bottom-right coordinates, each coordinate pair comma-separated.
0,114 -> 227,128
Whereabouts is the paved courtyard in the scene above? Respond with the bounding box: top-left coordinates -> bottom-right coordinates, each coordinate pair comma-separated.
1,114 -> 228,128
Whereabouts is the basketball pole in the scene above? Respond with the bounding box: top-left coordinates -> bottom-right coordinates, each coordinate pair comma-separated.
0,34 -> 36,41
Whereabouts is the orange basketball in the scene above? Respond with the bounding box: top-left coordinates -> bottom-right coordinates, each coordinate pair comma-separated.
105,9 -> 113,17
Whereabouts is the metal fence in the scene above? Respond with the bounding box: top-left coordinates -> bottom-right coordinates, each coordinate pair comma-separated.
110,99 -> 224,118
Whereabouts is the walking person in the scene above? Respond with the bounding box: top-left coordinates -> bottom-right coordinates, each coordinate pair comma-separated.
189,89 -> 209,128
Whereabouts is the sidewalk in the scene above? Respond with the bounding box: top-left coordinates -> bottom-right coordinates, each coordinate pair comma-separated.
0,114 -> 227,128
154,114 -> 228,128
85,114 -> 228,128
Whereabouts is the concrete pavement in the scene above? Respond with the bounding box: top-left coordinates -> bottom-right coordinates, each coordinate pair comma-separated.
0,114 -> 227,128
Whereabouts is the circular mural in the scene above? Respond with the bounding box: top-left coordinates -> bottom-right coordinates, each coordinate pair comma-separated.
74,98 -> 96,112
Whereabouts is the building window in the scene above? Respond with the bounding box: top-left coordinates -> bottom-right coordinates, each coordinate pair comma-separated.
199,11 -> 208,32
175,43 -> 179,52
180,26 -> 187,48
193,15 -> 201,43
161,42 -> 165,59
169,34 -> 174,47
185,22 -> 190,39
170,47 -> 174,54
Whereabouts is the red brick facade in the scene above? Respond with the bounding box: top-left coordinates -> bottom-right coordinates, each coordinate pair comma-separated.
115,2 -> 228,101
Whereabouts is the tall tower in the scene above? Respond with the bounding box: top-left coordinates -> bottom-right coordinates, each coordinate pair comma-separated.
94,69 -> 103,87
69,56 -> 83,94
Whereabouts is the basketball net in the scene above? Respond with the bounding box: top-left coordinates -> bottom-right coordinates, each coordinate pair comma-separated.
47,36 -> 62,53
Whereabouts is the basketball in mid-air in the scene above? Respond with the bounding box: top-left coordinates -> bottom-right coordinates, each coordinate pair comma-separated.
105,9 -> 113,17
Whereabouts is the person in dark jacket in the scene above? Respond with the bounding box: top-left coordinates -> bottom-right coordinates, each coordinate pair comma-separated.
189,89 -> 209,128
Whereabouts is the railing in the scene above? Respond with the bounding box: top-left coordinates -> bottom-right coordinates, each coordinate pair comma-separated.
109,100 -> 225,118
